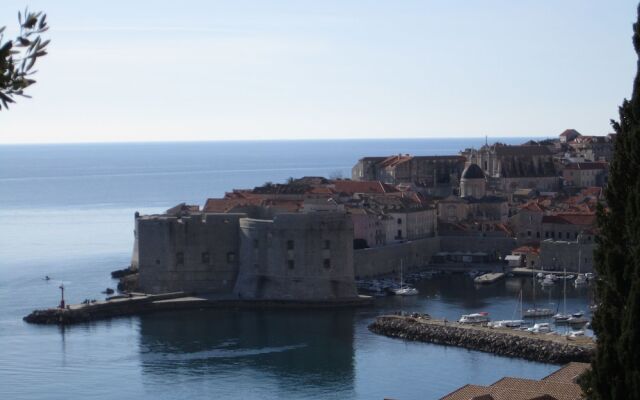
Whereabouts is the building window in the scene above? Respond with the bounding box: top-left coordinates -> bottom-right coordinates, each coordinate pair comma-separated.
201,252 -> 210,264
397,218 -> 402,225
253,239 -> 259,249
287,240 -> 294,250
536,231 -> 540,239
176,252 -> 184,265
324,240 -> 331,250
227,252 -> 236,263
287,260 -> 295,269
323,259 -> 331,269
558,232 -> 562,239
545,231 -> 549,238
397,230 -> 402,239
566,232 -> 570,239
527,230 -> 531,237
575,232 -> 578,239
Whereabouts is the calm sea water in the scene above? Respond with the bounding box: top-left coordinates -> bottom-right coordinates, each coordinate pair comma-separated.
0,139 -> 590,400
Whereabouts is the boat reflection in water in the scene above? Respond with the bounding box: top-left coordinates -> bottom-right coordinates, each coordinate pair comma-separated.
137,308 -> 356,398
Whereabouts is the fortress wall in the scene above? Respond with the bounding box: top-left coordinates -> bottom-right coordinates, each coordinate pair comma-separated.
353,237 -> 440,278
137,213 -> 246,294
234,213 -> 358,300
439,235 -> 516,257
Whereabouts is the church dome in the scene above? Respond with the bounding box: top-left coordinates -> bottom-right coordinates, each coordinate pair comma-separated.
461,164 -> 485,180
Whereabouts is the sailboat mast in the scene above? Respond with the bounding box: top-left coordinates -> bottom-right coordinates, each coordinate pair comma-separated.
578,246 -> 582,274
563,267 -> 567,315
532,266 -> 536,308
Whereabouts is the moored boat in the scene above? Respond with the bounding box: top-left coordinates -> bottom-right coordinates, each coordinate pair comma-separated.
393,286 -> 419,296
459,312 -> 490,324
527,322 -> 552,333
523,308 -> 554,318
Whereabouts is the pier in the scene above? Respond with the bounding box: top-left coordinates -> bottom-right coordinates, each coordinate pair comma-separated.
23,293 -> 373,325
369,315 -> 594,364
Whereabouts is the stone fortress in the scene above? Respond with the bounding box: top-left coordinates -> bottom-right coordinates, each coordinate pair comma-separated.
130,129 -> 613,300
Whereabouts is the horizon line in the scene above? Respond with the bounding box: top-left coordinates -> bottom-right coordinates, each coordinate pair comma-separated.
0,135 -> 566,146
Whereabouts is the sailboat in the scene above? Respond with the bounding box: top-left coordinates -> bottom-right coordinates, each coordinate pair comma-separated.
490,290 -> 525,328
553,267 -> 571,323
524,267 -> 554,317
393,260 -> 418,296
575,247 -> 588,287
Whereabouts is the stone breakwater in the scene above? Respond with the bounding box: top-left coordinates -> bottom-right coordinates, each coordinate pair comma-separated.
369,315 -> 594,364
24,293 -> 373,325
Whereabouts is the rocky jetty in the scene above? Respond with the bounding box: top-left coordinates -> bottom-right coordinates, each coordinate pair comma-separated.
369,315 -> 594,364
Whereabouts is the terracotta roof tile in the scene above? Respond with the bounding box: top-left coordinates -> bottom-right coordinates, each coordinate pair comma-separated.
542,363 -> 590,384
332,180 -> 397,194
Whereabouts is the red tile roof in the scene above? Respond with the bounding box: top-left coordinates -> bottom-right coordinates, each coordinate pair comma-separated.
519,201 -> 545,213
513,245 -> 540,255
379,154 -> 413,168
542,213 -> 596,226
331,180 -> 397,194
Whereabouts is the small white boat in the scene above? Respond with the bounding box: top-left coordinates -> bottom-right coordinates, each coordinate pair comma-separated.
523,308 -> 554,318
574,274 -> 588,286
490,319 -> 525,328
541,277 -> 555,287
536,272 -> 545,279
585,273 -> 595,280
569,330 -> 585,337
553,313 -> 571,322
527,323 -> 552,333
459,312 -> 490,324
393,287 -> 419,296
394,260 -> 418,296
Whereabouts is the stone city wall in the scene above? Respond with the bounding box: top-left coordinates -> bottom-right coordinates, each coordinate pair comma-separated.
439,235 -> 516,258
353,237 -> 440,278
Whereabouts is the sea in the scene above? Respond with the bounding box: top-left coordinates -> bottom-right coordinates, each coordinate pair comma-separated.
0,139 -> 593,400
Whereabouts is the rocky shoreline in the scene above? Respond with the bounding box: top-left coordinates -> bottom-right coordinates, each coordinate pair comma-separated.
369,315 -> 594,364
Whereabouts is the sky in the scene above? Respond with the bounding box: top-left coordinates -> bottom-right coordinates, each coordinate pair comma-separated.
0,0 -> 638,144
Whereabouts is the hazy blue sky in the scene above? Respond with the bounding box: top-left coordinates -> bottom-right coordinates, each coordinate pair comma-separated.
0,1 -> 638,143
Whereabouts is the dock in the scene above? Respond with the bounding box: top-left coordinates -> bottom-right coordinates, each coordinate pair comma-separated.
511,268 -> 576,277
473,272 -> 505,284
23,293 -> 373,325
369,315 -> 594,364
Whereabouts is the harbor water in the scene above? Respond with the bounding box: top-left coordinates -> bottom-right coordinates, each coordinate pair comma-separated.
0,139 -> 592,400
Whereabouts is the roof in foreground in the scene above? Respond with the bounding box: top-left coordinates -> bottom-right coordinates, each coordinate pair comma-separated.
439,363 -> 589,400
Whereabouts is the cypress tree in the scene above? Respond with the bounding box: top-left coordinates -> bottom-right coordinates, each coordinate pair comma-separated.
581,4 -> 640,399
